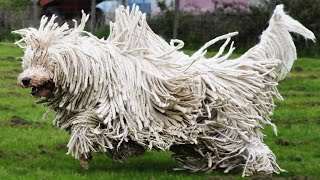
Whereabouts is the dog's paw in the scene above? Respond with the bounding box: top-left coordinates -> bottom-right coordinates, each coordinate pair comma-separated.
79,154 -> 92,169
80,159 -> 89,169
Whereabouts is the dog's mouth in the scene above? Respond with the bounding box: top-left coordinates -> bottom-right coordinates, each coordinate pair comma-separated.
30,80 -> 55,98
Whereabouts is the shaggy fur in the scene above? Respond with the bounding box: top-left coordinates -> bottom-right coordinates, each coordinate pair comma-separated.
14,5 -> 314,176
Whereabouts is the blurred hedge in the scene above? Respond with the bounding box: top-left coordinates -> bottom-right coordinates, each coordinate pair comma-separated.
1,0 -> 318,57
148,0 -> 318,57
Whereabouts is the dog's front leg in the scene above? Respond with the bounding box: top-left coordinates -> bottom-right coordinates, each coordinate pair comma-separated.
79,153 -> 93,169
67,119 -> 100,169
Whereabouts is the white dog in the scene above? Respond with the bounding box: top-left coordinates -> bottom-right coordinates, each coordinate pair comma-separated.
14,4 -> 314,176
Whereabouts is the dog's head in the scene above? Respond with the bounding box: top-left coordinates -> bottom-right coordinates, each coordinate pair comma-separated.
14,12 -> 90,98
17,45 -> 55,97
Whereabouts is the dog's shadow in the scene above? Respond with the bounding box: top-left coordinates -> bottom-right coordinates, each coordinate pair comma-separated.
81,151 -> 177,173
76,151 -> 243,177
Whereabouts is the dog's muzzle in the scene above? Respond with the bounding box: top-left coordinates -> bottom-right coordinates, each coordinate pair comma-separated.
20,77 -> 55,98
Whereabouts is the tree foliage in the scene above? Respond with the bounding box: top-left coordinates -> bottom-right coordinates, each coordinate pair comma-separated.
148,0 -> 318,56
0,0 -> 30,11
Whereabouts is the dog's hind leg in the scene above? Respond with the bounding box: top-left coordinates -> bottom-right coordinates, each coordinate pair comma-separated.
105,140 -> 146,162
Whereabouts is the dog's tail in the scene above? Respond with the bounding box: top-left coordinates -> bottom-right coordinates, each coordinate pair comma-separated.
271,5 -> 315,40
239,4 -> 315,80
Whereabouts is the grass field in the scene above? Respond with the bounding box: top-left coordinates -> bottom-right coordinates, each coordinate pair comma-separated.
0,42 -> 319,180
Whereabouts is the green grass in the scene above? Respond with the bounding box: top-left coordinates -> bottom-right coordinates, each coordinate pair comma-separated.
0,42 -> 320,179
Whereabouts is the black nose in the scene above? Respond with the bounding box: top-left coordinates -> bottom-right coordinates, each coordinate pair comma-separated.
21,77 -> 31,87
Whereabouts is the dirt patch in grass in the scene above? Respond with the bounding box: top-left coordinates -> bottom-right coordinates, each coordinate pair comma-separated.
292,86 -> 306,91
0,146 -> 56,159
1,68 -> 22,74
293,66 -> 304,72
290,155 -> 303,162
277,101 -> 320,107
275,138 -> 292,146
0,150 -> 7,158
307,74 -> 318,79
0,104 -> 14,111
6,92 -> 24,97
11,152 -> 37,159
206,177 -> 237,180
278,101 -> 320,107
272,119 -> 309,125
281,93 -> 315,97
290,175 -> 315,180
275,138 -> 310,146
38,144 -> 55,157
56,142 -> 68,150
1,116 -> 44,128
304,102 -> 320,106
2,75 -> 16,80
5,116 -> 32,126
0,150 -> 37,159
247,174 -> 272,180
3,56 -> 21,61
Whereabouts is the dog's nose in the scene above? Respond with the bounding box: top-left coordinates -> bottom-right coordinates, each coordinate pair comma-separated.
21,77 -> 31,87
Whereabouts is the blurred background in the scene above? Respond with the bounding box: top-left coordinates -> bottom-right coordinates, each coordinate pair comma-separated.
0,0 -> 318,56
